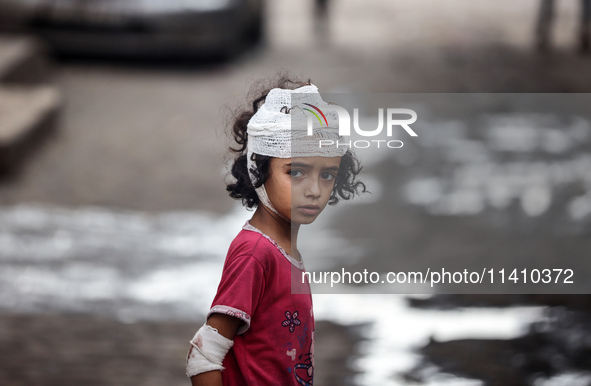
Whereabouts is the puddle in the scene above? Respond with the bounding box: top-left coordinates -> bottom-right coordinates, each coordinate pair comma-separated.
0,204 -> 553,385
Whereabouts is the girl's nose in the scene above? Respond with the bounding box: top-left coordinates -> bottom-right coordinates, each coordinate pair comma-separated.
304,177 -> 321,198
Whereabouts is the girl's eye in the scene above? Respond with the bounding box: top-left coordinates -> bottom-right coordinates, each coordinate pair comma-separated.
322,172 -> 336,181
289,170 -> 304,178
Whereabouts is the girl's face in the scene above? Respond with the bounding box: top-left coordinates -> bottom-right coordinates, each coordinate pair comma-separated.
265,156 -> 342,225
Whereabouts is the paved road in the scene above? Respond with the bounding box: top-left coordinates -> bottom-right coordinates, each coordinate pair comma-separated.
0,0 -> 590,213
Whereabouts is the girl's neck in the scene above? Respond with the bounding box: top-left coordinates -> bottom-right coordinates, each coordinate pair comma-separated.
250,205 -> 300,260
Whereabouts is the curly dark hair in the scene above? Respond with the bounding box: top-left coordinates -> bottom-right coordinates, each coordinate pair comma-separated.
226,75 -> 367,209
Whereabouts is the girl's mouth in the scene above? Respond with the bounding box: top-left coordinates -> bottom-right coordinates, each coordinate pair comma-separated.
298,205 -> 321,216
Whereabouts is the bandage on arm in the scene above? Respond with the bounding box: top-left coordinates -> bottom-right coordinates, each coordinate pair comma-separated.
186,324 -> 233,377
186,314 -> 242,379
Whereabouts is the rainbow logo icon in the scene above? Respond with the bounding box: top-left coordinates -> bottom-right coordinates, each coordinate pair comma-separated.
302,103 -> 328,127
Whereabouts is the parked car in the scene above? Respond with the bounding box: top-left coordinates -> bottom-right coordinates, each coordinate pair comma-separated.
0,0 -> 264,58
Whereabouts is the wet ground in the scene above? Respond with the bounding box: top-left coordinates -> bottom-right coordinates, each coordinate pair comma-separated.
405,297 -> 591,386
1,0 -> 591,385
0,312 -> 358,386
324,92 -> 591,384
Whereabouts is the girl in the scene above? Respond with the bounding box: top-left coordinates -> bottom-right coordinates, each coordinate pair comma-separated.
187,77 -> 365,386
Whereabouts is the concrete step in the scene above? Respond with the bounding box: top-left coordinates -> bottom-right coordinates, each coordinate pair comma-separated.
0,35 -> 51,85
0,86 -> 61,174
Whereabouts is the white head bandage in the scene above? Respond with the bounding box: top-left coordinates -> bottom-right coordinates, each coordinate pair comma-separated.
246,84 -> 346,219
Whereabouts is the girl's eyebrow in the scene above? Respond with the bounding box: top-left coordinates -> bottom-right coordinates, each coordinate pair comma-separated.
286,162 -> 311,168
286,162 -> 340,171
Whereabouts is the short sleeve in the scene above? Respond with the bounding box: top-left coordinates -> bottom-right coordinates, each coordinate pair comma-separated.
208,253 -> 266,335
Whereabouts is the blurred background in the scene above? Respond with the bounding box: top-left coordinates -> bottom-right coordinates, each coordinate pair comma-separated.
1,0 -> 591,385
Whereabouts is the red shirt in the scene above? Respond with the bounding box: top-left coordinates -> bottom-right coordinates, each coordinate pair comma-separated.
208,222 -> 315,386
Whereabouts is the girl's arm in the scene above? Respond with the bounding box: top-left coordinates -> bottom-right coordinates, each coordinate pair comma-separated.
190,313 -> 242,386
